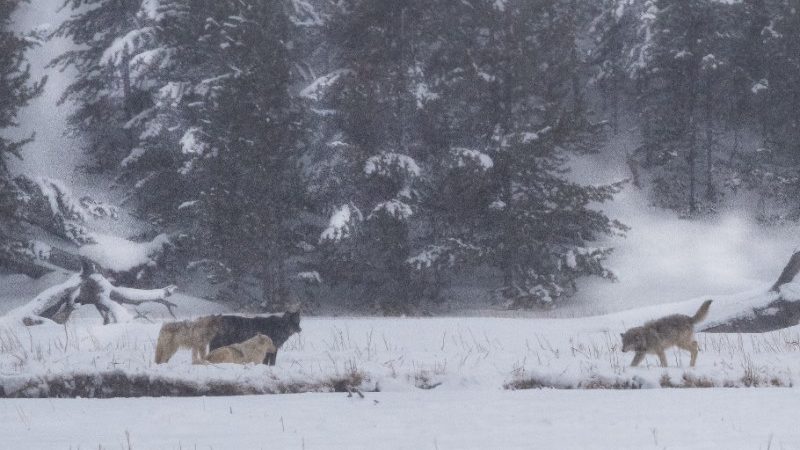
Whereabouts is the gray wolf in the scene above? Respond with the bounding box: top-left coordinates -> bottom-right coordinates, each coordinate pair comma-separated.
621,300 -> 712,367
154,315 -> 221,364
208,311 -> 301,365
204,334 -> 276,365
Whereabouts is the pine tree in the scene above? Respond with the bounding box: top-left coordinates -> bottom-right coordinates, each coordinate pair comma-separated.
634,0 -> 725,215
736,0 -> 800,222
50,0 -> 156,173
0,0 -> 46,273
314,0 -> 439,313
136,0 -> 310,310
417,0 -> 625,308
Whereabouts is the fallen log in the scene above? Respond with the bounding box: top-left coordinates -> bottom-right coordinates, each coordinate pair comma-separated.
3,259 -> 176,326
703,250 -> 800,333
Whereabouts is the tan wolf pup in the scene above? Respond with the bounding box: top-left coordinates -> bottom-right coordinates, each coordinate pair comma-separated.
204,334 -> 276,365
621,299 -> 712,367
154,315 -> 221,364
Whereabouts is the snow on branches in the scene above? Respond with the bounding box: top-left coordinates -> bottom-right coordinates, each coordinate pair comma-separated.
13,176 -> 115,245
451,148 -> 494,171
407,239 -> 484,271
364,152 -> 421,180
369,199 -> 413,222
2,262 -> 177,326
79,234 -> 170,274
320,204 -> 362,243
300,69 -> 353,101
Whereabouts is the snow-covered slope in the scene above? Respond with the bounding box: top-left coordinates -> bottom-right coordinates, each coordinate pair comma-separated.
563,129 -> 800,315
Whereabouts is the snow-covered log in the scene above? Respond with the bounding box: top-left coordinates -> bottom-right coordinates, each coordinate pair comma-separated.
3,261 -> 177,326
703,251 -> 800,333
2,274 -> 82,325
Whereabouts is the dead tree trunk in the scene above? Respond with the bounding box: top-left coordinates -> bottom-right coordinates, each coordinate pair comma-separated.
770,251 -> 800,292
703,251 -> 800,333
3,260 -> 177,326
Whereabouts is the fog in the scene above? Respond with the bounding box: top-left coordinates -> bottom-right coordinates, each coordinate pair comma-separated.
7,2 -> 85,189
569,131 -> 800,314
5,2 -> 799,315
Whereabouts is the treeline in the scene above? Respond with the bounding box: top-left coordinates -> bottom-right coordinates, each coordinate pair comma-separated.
2,0 -> 798,313
594,0 -> 800,219
0,1 -> 48,277
44,0 -> 629,313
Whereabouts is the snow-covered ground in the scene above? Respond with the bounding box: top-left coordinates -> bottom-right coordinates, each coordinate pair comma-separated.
2,284 -> 800,447
3,389 -> 799,449
565,130 -> 800,315
3,284 -> 800,394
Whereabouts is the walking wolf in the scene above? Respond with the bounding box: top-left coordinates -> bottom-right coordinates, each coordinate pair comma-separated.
621,300 -> 712,367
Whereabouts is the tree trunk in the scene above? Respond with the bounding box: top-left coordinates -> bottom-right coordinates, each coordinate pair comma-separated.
703,251 -> 800,333
704,86 -> 715,201
688,124 -> 697,215
770,251 -> 800,292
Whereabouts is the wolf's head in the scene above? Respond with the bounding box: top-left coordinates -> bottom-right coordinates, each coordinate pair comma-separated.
282,311 -> 302,335
253,334 -> 275,350
620,327 -> 648,352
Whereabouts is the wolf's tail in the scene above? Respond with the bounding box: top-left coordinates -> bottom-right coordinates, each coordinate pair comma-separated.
692,299 -> 713,324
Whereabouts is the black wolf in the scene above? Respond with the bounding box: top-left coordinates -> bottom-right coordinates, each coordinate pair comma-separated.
208,311 -> 301,365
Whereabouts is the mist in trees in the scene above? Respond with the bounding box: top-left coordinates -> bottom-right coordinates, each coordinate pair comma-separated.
4,0 -> 800,314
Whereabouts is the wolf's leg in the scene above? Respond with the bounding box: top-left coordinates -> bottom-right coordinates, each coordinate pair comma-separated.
164,339 -> 179,363
689,341 -> 699,367
198,343 -> 208,361
191,346 -> 202,364
155,331 -> 177,364
263,350 -> 277,366
676,340 -> 699,367
630,351 -> 645,366
657,349 -> 668,367
154,333 -> 166,364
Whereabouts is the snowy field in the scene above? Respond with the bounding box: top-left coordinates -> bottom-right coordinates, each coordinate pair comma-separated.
3,286 -> 800,448
0,311 -> 799,448
4,283 -> 800,393
2,389 -> 799,449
